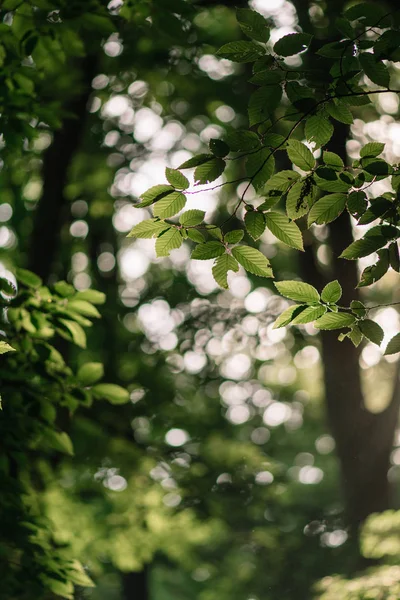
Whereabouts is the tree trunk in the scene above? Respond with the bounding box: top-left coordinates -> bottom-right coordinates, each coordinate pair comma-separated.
121,569 -> 149,600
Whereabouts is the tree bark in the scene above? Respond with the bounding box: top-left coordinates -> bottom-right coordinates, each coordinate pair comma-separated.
121,569 -> 149,600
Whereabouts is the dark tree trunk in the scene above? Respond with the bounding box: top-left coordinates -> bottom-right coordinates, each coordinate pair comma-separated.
121,569 -> 149,600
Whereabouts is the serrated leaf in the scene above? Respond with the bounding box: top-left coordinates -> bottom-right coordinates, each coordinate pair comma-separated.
206,226 -> 223,240
265,212 -> 304,250
155,228 -> 183,257
359,319 -> 384,346
287,140 -> 315,171
236,8 -> 270,43
347,191 -> 367,216
245,211 -> 266,240
273,304 -> 307,328
323,151 -> 344,169
194,158 -> 225,184
92,383 -> 130,404
360,142 -> 385,158
178,153 -> 214,169
307,193 -> 347,226
165,168 -> 189,189
187,229 -> 205,243
77,362 -> 104,386
0,277 -> 16,296
225,230 -> 244,244
351,300 -> 367,318
385,333 -> 400,355
305,114 -> 334,148
249,70 -> 284,85
291,304 -> 327,324
127,218 -> 169,239
0,341 -> 16,354
321,280 -> 342,304
135,184 -> 174,208
179,210 -> 205,226
339,235 -> 386,259
314,312 -> 356,330
191,241 -> 225,260
389,242 -> 400,272
231,246 -> 273,277
326,101 -> 353,124
224,131 -> 260,152
264,170 -> 300,195
286,180 -> 313,220
246,149 -> 275,192
359,52 -> 390,87
153,191 -> 186,218
335,16 -> 354,38
248,86 -> 282,126
216,41 -> 264,62
275,280 -> 320,304
209,138 -> 229,157
212,254 -> 239,288
349,324 -> 363,347
273,33 -> 312,57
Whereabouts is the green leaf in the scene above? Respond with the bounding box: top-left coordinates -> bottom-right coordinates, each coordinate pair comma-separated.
305,114 -> 334,148
323,151 -> 344,169
92,383 -> 130,404
231,246 -> 273,277
286,180 -> 313,220
179,210 -> 205,226
347,191 -> 367,216
308,193 -> 347,226
77,362 -> 104,386
291,304 -> 327,325
248,86 -> 282,126
359,53 -> 390,87
360,142 -> 385,158
153,191 -> 186,218
73,289 -> 106,304
326,101 -> 353,124
209,138 -> 229,157
287,140 -> 315,171
135,184 -> 174,208
314,312 -> 356,330
0,341 -> 16,354
207,226 -> 223,240
68,561 -> 95,588
389,242 -> 400,272
67,300 -> 101,318
273,33 -> 312,57
246,149 -> 275,192
127,218 -> 169,239
165,167 -> 189,189
272,304 -> 307,328
53,281 -> 75,297
245,211 -> 266,240
16,268 -> 42,289
194,158 -> 225,184
216,41 -> 264,62
45,430 -> 74,456
274,280 -> 320,304
321,280 -> 342,304
191,241 -> 225,260
187,229 -> 205,243
357,248 -> 390,287
385,333 -> 400,355
178,154 -> 214,169
224,131 -> 260,152
335,16 -> 354,38
225,230 -> 244,244
351,300 -> 367,318
359,319 -> 384,346
264,170 -> 300,195
155,228 -> 183,257
349,324 -> 364,347
339,236 -> 386,259
58,319 -> 87,348
212,254 -> 239,288
0,277 -> 16,296
236,8 -> 270,43
265,212 -> 304,250
249,70 -> 284,85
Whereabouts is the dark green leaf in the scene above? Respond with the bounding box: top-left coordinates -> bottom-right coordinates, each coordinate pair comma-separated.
217,41 -> 264,62
236,8 -> 270,43
359,319 -> 384,345
274,33 -> 312,57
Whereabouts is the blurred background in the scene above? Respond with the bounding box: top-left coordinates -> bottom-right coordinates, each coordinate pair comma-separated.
3,0 -> 400,598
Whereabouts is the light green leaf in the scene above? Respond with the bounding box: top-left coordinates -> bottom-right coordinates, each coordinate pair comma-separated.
246,149 -> 275,191
339,236 -> 386,259
153,191 -> 186,218
73,289 -> 106,305
16,268 -> 42,289
307,193 -> 347,226
191,241 -> 225,260
359,52 -> 390,87
314,312 -> 356,330
212,254 -> 239,288
287,140 -> 315,171
231,246 -> 273,277
264,170 -> 300,195
286,181 -> 312,220
305,114 -> 333,148
207,226 -> 223,240
92,383 -> 130,404
45,430 -> 74,456
155,228 -> 183,257
272,304 -> 307,328
245,211 -> 266,240
127,218 -> 169,239
165,167 -> 189,189
360,142 -> 385,158
67,300 -> 101,318
236,8 -> 270,42
348,324 -> 363,347
0,341 -> 16,354
291,304 -> 327,324
273,33 -> 312,57
274,280 -> 320,304
135,184 -> 174,208
216,41 -> 264,62
359,319 -> 384,346
58,319 -> 87,348
194,158 -> 225,184
67,561 -> 95,588
321,280 -> 342,303
77,362 -> 104,386
323,151 -> 344,169
385,333 -> 400,355
265,211 -> 304,250
225,230 -> 244,244
179,210 -> 205,226
187,229 -> 205,243
326,101 -> 353,124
